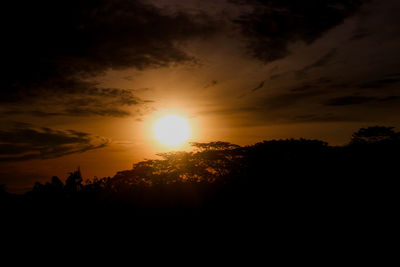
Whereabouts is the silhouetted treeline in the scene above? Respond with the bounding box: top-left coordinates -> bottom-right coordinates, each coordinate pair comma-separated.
1,126 -> 399,218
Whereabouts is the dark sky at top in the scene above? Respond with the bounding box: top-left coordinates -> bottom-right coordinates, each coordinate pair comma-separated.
1,0 -> 400,191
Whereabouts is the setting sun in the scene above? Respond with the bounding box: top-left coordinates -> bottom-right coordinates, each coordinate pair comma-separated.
154,115 -> 190,146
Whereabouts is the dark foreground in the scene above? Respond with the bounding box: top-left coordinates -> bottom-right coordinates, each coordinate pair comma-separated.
0,130 -> 400,266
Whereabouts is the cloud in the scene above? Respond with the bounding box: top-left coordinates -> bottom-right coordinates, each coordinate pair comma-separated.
289,113 -> 361,123
1,85 -> 151,118
239,80 -> 266,98
380,96 -> 400,102
258,90 -> 325,110
349,27 -> 371,41
296,48 -> 338,77
203,80 -> 219,89
324,95 -> 377,106
0,126 -> 109,161
29,107 -> 131,118
1,0 -> 216,116
232,0 -> 365,62
325,95 -> 400,106
359,78 -> 400,89
290,84 -> 313,92
289,78 -> 333,92
251,81 -> 265,92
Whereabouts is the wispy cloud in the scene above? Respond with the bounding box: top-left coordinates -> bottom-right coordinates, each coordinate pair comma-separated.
0,126 -> 109,161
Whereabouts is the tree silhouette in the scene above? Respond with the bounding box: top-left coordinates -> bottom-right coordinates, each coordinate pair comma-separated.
1,126 -> 398,215
350,126 -> 398,145
64,167 -> 83,193
190,141 -> 240,151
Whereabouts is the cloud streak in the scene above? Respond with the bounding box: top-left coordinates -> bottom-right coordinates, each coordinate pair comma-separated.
324,95 -> 400,106
0,126 -> 109,161
296,48 -> 338,77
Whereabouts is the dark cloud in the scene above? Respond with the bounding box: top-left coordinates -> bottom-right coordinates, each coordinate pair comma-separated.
291,84 -> 313,92
251,81 -> 265,92
203,80 -> 219,89
65,108 -> 130,118
291,78 -> 332,92
359,78 -> 400,89
29,107 -> 131,118
380,96 -> 400,102
232,0 -> 365,62
269,55 -> 339,83
2,86 -> 149,118
324,94 -> 400,106
386,73 -> 400,78
296,48 -> 338,77
0,126 -> 109,161
247,76 -> 335,109
198,106 -> 260,116
349,27 -> 371,41
270,73 -> 283,80
292,113 -> 354,123
1,0 -> 216,115
324,95 -> 377,106
259,91 -> 324,110
239,80 -> 266,98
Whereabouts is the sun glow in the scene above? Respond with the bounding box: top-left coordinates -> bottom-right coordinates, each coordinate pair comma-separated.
153,115 -> 190,146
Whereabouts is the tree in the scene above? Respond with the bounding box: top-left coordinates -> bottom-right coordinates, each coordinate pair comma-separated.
65,167 -> 83,193
190,141 -> 240,151
350,126 -> 398,145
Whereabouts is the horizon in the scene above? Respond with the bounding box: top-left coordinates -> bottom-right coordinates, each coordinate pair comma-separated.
3,125 -> 398,194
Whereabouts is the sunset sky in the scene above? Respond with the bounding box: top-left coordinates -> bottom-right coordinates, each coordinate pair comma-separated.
1,0 -> 400,192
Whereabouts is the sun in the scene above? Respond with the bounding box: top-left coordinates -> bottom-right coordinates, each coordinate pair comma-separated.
154,115 -> 190,146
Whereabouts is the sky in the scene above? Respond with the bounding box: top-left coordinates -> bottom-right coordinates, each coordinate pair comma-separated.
1,0 -> 400,192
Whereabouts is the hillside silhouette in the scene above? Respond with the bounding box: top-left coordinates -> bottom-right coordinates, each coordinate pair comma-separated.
1,126 -> 398,224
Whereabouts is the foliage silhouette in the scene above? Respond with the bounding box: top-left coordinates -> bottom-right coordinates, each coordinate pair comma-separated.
1,126 -> 398,222
350,126 -> 400,145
